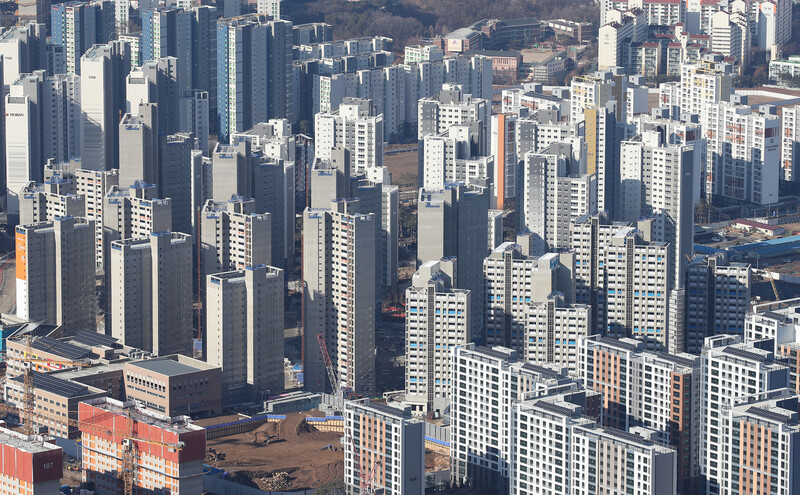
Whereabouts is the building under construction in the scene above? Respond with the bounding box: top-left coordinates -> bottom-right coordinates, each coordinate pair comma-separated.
79,397 -> 206,495
0,426 -> 62,495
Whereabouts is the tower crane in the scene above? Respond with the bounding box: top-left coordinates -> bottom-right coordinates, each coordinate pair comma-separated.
2,335 -> 184,495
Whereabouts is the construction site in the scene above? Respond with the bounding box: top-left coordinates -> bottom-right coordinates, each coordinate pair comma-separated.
199,411 -> 345,492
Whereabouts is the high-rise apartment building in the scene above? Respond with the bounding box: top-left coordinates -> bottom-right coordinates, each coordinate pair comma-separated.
570,71 -> 617,123
0,23 -> 46,92
605,227 -> 671,350
418,182 -> 489,336
679,57 -> 733,120
200,197 -> 271,276
483,243 -> 575,353
110,232 -> 193,356
421,124 -> 492,190
579,335 -> 701,492
309,155 -> 398,296
343,400 -> 425,495
206,265 -> 284,402
700,335 -> 790,494
512,391 -> 677,495
19,178 -> 85,225
724,393 -> 800,495
15,216 -> 96,336
315,97 -> 384,175
5,71 -> 81,215
141,8 -> 193,94
191,5 -> 218,132
102,182 -> 172,273
685,254 -> 751,354
257,0 -> 281,19
303,200 -> 376,395
450,344 -> 591,492
521,142 -> 597,253
180,89 -> 210,155
781,105 -> 800,181
704,96 -> 780,205
212,140 -> 294,268
405,259 -> 471,416
78,397 -> 205,495
583,106 -> 620,216
216,14 -> 293,142
80,40 -> 131,171
526,293 -> 592,373
491,113 -> 517,210
126,58 -> 182,135
51,1 -> 113,75
620,129 -> 694,289
418,83 -> 490,155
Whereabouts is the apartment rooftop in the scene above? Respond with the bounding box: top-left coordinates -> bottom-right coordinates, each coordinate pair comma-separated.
0,427 -> 61,454
82,397 -> 203,435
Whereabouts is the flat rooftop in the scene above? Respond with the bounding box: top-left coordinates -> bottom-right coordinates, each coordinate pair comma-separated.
128,355 -> 216,376
0,428 -> 61,454
83,398 -> 203,434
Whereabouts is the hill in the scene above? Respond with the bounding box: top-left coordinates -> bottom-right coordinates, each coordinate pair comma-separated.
284,0 -> 599,48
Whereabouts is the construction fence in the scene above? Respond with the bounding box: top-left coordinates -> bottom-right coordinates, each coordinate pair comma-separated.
205,414 -> 286,440
304,415 -> 344,433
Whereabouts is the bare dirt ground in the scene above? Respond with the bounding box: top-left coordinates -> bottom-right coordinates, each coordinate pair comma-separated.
426,450 -> 449,471
204,411 -> 344,492
385,151 -> 418,185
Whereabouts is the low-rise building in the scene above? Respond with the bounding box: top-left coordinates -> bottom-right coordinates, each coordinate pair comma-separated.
79,397 -> 206,495
124,356 -> 222,418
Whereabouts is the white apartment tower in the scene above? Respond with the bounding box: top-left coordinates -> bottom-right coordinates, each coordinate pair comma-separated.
522,142 -> 597,253
303,200 -> 376,396
700,335 -> 791,494
704,97 -> 780,205
109,231 -> 193,356
80,41 -> 131,171
679,58 -> 732,121
526,293 -> 592,373
450,344 -> 588,492
418,83 -> 490,154
200,197 -> 271,276
620,130 -> 694,289
405,259 -> 471,416
206,265 -> 285,402
418,183 -> 489,336
344,401 -> 425,495
512,393 -> 678,495
314,97 -> 385,174
605,227 -> 671,350
484,243 -> 576,354
781,104 -> 800,181
15,216 -> 96,336
19,178 -> 84,226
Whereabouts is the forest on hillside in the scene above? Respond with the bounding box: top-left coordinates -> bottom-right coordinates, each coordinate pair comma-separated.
284,0 -> 600,48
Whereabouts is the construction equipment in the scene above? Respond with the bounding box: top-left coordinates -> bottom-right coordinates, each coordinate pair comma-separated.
4,335 -> 183,495
768,270 -> 781,301
317,333 -> 341,398
0,402 -> 183,495
351,433 -> 382,495
10,335 -> 91,435
316,334 -> 358,400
